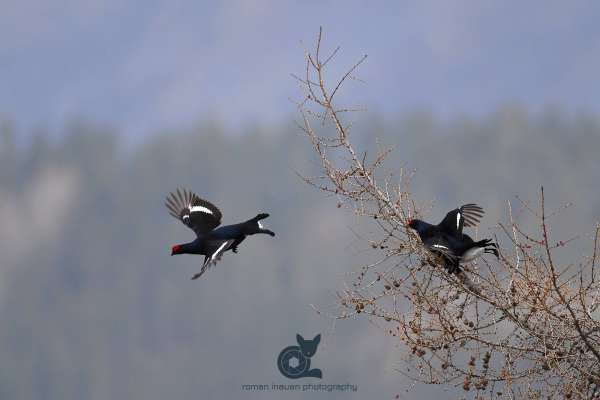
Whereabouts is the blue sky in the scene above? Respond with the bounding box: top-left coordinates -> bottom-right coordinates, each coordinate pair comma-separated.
2,0 -> 600,137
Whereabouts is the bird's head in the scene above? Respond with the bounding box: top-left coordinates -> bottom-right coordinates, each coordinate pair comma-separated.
407,218 -> 425,232
171,244 -> 183,256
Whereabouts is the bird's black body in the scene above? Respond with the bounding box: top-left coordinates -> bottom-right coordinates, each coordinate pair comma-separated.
166,189 -> 275,280
210,214 -> 274,247
409,204 -> 498,274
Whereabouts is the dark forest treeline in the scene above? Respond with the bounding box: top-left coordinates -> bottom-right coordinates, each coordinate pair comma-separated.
0,108 -> 598,399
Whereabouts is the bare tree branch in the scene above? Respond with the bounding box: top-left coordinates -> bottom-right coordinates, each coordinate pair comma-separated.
294,28 -> 600,400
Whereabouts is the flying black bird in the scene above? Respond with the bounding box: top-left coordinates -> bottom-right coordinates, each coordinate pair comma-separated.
165,188 -> 275,280
408,204 -> 499,274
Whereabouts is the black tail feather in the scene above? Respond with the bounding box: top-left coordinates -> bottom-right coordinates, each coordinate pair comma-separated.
477,239 -> 499,259
251,213 -> 275,236
485,247 -> 499,258
253,213 -> 269,221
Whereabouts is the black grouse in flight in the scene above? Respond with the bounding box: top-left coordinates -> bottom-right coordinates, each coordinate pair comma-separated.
408,204 -> 498,274
166,188 -> 275,280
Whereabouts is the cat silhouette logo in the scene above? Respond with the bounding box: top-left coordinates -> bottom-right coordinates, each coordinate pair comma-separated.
277,334 -> 323,379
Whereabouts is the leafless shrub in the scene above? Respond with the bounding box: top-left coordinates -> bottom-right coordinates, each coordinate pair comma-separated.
294,28 -> 600,399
